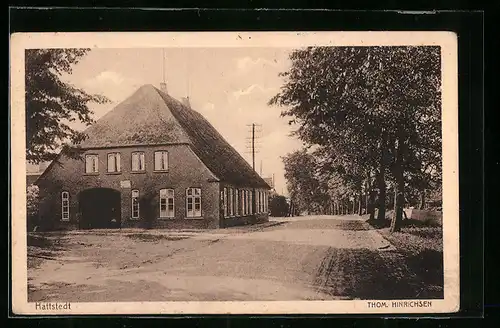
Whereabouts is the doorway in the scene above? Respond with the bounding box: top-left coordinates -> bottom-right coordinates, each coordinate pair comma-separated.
78,188 -> 121,229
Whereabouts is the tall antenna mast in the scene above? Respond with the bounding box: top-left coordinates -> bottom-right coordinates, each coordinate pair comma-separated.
160,49 -> 168,93
245,123 -> 262,171
162,49 -> 166,83
186,51 -> 190,98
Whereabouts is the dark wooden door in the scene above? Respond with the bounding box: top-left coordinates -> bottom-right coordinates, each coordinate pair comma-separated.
79,188 -> 121,229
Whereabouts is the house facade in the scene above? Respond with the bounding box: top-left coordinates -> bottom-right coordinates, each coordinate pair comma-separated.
35,84 -> 270,230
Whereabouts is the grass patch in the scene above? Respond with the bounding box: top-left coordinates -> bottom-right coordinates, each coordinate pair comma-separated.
28,234 -> 53,248
366,217 -> 443,297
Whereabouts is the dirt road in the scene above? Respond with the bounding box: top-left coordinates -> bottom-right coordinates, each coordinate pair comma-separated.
27,215 -> 440,302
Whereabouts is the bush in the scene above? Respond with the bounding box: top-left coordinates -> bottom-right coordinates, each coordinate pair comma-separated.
27,185 -> 39,231
269,195 -> 289,217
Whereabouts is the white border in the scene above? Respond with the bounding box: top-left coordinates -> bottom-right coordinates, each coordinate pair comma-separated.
10,31 -> 459,315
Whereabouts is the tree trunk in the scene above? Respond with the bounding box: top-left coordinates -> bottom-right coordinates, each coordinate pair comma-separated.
419,189 -> 426,210
390,138 -> 406,233
376,132 -> 388,221
376,169 -> 386,220
358,193 -> 363,215
390,180 -> 404,232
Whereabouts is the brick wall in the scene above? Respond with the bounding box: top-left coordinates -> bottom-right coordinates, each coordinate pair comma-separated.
36,144 -> 221,230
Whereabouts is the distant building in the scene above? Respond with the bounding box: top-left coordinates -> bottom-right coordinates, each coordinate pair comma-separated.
35,84 -> 271,230
26,162 -> 49,186
262,177 -> 274,191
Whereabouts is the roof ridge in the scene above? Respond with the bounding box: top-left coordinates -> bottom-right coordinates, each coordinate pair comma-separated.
149,87 -> 194,146
153,87 -> 270,189
153,87 -> 253,171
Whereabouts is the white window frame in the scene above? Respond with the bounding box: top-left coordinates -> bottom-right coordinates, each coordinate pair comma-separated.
246,190 -> 250,215
262,191 -> 265,213
228,188 -> 234,216
131,189 -> 140,219
159,188 -> 175,218
61,191 -> 69,221
131,152 -> 145,171
235,189 -> 239,217
265,191 -> 268,212
85,154 -> 99,173
260,190 -> 264,213
186,187 -> 202,218
255,190 -> 260,214
249,191 -> 253,214
223,187 -> 228,218
107,152 -> 121,173
242,190 -> 246,216
154,151 -> 169,171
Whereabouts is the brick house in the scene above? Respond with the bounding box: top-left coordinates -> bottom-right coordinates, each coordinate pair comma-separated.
35,84 -> 271,230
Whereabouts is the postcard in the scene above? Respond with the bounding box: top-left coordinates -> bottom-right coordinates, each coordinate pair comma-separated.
10,31 -> 459,314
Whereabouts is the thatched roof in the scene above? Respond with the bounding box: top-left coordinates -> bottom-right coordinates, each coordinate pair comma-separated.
79,84 -> 270,189
26,173 -> 41,186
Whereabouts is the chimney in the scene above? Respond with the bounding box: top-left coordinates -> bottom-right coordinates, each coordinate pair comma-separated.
160,82 -> 168,94
181,96 -> 191,109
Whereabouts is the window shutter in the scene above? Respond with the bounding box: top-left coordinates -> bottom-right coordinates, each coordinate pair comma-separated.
140,153 -> 145,170
132,153 -> 138,171
107,154 -> 114,172
163,152 -> 169,170
116,153 -> 121,171
154,152 -> 162,170
85,156 -> 92,173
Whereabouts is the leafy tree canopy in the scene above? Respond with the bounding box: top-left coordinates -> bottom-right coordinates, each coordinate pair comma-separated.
25,49 -> 110,164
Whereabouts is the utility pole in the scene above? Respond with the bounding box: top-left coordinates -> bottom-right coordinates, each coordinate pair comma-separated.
252,124 -> 256,171
245,123 -> 262,171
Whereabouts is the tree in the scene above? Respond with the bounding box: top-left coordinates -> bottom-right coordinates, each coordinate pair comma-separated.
270,46 -> 441,232
27,184 -> 39,231
282,149 -> 330,215
25,49 -> 110,164
269,194 -> 289,217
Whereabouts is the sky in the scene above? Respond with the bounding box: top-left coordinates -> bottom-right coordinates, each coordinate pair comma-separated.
35,47 -> 304,195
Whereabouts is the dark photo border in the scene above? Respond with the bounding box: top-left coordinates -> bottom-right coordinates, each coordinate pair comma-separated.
8,7 -> 484,324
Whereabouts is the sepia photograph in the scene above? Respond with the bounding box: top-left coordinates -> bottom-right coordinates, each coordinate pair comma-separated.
11,32 -> 459,314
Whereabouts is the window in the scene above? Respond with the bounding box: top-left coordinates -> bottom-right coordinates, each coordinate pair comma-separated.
244,190 -> 248,216
131,152 -> 145,171
249,191 -> 253,214
235,189 -> 239,216
256,191 -> 260,213
154,151 -> 169,171
228,188 -> 234,216
85,154 -> 99,173
242,190 -> 246,216
261,191 -> 265,213
223,187 -> 228,217
107,153 -> 121,172
61,191 -> 69,221
186,188 -> 201,217
264,191 -> 268,212
246,190 -> 252,214
160,189 -> 174,218
131,189 -> 140,219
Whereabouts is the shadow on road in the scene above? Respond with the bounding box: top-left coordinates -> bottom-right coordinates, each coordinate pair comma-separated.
314,247 -> 443,300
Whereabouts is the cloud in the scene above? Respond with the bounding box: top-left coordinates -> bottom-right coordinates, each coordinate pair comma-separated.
201,102 -> 215,112
236,57 -> 278,72
85,71 -> 132,86
230,84 -> 277,102
81,71 -> 143,102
